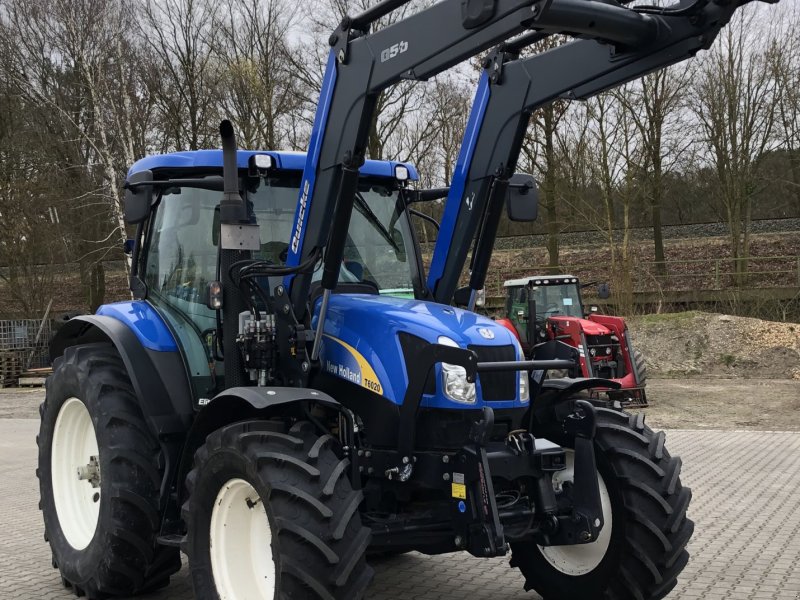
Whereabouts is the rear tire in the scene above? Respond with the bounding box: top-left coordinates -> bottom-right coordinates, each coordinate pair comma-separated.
511,407 -> 693,600
183,420 -> 373,600
37,343 -> 181,599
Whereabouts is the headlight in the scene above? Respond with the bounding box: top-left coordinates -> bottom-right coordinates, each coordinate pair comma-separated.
519,371 -> 529,402
437,336 -> 476,405
474,288 -> 486,307
513,338 -> 530,403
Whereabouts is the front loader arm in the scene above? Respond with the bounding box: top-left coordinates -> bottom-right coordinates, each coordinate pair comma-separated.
427,0 -> 780,305
283,0 -> 660,327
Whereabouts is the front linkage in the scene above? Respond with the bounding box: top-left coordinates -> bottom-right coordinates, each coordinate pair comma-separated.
350,346 -> 606,558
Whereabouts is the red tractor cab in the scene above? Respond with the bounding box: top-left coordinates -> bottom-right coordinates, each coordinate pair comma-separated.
497,274 -> 647,406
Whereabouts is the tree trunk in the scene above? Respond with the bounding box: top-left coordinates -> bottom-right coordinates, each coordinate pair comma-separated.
651,162 -> 666,275
790,149 -> 800,212
543,107 -> 559,273
81,263 -> 106,313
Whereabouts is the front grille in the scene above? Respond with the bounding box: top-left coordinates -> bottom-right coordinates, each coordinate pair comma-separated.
586,335 -> 618,358
468,344 -> 517,401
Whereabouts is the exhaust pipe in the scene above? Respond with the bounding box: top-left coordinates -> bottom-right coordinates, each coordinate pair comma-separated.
218,120 -> 253,387
220,120 -> 247,224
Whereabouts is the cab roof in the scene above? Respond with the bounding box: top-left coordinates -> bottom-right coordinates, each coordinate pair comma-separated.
503,275 -> 579,287
126,150 -> 419,181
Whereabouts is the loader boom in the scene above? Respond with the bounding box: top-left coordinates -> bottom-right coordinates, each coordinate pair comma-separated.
426,0 -> 772,304
283,0 -> 661,324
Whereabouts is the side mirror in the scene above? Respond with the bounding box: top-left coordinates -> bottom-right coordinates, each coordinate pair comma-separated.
124,170 -> 155,224
506,173 -> 538,222
598,283 -> 611,299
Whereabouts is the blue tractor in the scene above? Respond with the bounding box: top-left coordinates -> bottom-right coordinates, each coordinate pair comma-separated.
36,0 -> 773,598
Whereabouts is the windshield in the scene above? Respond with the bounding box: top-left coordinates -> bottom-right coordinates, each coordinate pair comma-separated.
530,283 -> 583,319
144,174 -> 417,316
249,177 -> 415,295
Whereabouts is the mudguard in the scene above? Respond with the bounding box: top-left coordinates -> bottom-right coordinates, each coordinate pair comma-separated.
540,377 -> 621,400
209,386 -> 340,411
530,377 -> 622,431
175,386 -> 342,505
49,315 -> 195,438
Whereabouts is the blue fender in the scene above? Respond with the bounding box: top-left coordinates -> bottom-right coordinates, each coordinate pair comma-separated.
50,313 -> 194,438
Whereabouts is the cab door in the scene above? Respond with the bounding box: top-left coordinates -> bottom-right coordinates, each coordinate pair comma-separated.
508,286 -> 528,340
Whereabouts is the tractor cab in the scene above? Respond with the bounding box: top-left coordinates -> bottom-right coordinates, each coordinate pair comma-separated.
504,274 -> 586,345
123,150 -> 429,399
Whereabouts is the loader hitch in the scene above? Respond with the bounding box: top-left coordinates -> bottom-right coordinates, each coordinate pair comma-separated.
534,400 -> 604,546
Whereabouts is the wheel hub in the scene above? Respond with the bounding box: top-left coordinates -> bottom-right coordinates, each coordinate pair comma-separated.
51,397 -> 101,551
538,449 -> 613,576
210,478 -> 275,600
77,456 -> 101,488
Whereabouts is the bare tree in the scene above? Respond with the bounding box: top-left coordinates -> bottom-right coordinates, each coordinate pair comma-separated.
211,0 -> 303,150
2,0 -> 155,309
771,3 -> 800,211
404,74 -> 473,245
295,0 -> 434,160
589,95 -> 618,265
0,43 -> 61,316
140,0 -> 221,151
519,36 -> 573,272
693,11 -> 778,283
618,65 -> 693,275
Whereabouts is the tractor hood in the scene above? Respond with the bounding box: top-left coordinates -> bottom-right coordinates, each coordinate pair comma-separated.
313,294 -> 523,406
549,315 -> 611,336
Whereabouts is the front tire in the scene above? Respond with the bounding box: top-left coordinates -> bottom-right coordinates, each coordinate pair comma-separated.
633,348 -> 647,386
511,407 -> 693,600
37,343 -> 181,598
182,420 -> 373,600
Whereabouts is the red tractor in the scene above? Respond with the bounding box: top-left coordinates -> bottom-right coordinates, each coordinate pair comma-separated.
497,274 -> 647,406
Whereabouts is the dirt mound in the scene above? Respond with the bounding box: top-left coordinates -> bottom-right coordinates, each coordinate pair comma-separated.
628,311 -> 800,379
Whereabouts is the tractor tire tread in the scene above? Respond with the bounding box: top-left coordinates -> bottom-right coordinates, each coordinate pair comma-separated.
183,420 -> 372,600
37,344 -> 180,598
513,407 -> 693,600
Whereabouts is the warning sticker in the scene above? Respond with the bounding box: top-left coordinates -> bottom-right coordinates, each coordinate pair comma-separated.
453,472 -> 465,484
451,482 -> 467,500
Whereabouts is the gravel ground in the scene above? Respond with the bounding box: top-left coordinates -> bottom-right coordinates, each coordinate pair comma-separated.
0,388 -> 43,419
632,378 -> 800,431
4,422 -> 800,599
5,378 -> 800,429
629,312 -> 800,380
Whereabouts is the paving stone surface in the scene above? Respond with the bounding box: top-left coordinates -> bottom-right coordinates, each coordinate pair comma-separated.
2,418 -> 800,599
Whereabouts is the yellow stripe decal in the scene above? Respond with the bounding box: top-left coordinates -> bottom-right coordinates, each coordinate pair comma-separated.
322,334 -> 383,396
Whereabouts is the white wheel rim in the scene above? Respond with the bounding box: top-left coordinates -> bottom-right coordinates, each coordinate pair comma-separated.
210,478 -> 276,600
539,450 -> 613,576
51,397 -> 101,550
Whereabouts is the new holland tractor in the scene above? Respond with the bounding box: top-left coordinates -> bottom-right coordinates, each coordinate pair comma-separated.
36,0 -> 772,598
498,275 -> 647,405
